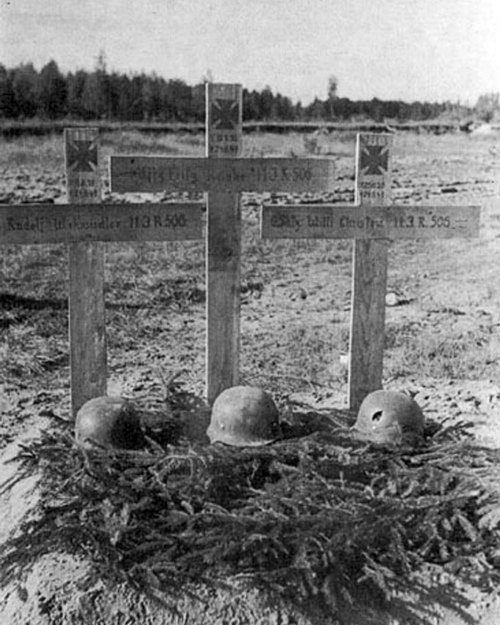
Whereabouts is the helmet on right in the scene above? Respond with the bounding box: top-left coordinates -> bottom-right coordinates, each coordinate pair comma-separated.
353,390 -> 425,445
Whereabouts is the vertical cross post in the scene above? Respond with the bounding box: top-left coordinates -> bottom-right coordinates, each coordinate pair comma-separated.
261,133 -> 479,411
348,133 -> 393,411
205,83 -> 243,403
64,128 -> 107,416
110,92 -> 335,403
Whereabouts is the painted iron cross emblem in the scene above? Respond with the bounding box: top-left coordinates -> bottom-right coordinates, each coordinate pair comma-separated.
211,98 -> 239,130
66,138 -> 98,173
360,144 -> 389,176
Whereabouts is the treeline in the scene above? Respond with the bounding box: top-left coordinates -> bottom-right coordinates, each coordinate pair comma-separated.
0,59 -> 470,123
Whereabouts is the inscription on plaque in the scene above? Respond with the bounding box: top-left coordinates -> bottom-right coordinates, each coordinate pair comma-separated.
110,157 -> 335,193
262,205 -> 481,239
0,203 -> 203,244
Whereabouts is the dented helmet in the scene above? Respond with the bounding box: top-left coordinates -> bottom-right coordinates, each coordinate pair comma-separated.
353,390 -> 424,445
75,396 -> 145,450
207,386 -> 281,446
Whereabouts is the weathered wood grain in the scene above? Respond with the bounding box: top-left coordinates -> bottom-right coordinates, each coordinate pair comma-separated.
348,134 -> 393,412
206,84 -> 242,403
65,128 -> 107,416
110,155 -> 335,193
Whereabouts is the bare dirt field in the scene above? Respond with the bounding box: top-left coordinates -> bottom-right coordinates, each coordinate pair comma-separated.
0,128 -> 500,624
0,129 -> 499,443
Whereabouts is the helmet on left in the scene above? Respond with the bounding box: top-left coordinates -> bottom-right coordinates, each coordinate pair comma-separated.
75,396 -> 145,450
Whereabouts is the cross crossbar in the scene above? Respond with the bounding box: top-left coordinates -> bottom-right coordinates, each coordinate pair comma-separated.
2,128 -> 205,415
109,83 -> 337,402
260,132 -> 482,411
0,202 -> 203,244
261,204 -> 480,239
110,156 -> 335,194
3,100 -> 486,417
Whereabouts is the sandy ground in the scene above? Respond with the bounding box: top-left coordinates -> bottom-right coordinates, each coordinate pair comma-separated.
0,129 -> 499,623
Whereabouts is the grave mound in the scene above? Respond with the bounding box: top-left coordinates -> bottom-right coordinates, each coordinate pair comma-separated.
1,394 -> 500,624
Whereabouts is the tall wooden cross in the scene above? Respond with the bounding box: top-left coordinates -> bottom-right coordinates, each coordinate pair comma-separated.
110,83 -> 336,403
1,128 -> 203,415
261,133 -> 481,411
206,83 -> 242,406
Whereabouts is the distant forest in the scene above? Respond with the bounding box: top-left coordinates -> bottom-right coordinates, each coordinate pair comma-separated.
0,58 -> 493,124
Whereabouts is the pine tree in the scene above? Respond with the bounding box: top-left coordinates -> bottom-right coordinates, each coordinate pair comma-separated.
0,65 -> 17,118
37,60 -> 66,119
12,63 -> 38,118
66,70 -> 87,118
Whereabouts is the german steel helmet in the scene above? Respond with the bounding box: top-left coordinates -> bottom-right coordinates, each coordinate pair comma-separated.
353,390 -> 425,445
75,396 -> 145,450
207,386 -> 282,446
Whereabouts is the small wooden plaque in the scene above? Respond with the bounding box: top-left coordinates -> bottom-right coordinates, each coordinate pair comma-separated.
356,133 -> 392,204
65,127 -> 101,203
206,82 -> 242,157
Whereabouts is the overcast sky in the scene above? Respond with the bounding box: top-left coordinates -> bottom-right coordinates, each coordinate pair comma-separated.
1,0 -> 499,105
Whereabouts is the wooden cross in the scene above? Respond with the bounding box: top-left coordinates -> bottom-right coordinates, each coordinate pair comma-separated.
1,127 -> 204,415
261,133 -> 481,411
110,83 -> 336,403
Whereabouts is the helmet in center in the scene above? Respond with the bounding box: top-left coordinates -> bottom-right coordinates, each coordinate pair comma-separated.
353,389 -> 425,445
207,386 -> 281,446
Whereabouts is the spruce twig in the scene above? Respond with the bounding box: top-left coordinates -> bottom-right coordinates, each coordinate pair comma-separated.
0,412 -> 499,623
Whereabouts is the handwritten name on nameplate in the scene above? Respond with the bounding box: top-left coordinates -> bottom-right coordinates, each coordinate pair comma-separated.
110,157 -> 336,193
208,132 -> 241,157
66,176 -> 101,203
261,205 -> 481,239
0,203 -> 203,245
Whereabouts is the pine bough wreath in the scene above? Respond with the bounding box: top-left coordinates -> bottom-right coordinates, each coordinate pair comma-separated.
1,406 -> 500,624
